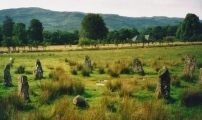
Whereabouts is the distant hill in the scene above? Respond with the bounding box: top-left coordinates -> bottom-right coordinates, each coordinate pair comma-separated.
0,7 -> 184,32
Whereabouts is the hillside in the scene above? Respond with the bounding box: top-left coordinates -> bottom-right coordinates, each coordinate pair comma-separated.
0,7 -> 184,32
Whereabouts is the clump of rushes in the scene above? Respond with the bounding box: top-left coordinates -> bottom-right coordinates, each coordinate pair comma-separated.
179,88 -> 202,107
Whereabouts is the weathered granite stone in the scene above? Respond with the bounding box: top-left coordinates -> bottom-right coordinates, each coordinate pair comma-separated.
18,75 -> 30,102
155,66 -> 171,99
183,54 -> 196,78
4,64 -> 12,87
133,58 -> 145,75
73,95 -> 88,108
199,68 -> 202,85
84,55 -> 92,72
33,59 -> 43,79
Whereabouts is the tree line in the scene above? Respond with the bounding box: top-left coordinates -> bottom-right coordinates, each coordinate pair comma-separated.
0,13 -> 202,51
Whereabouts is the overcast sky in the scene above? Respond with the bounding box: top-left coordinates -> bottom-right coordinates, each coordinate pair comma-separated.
0,0 -> 201,19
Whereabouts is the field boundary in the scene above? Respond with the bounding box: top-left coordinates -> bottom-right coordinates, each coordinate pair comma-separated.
0,41 -> 202,52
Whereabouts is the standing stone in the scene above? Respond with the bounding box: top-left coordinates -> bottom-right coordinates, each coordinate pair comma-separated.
73,95 -> 88,108
133,58 -> 145,75
183,54 -> 196,78
3,64 -> 12,87
18,75 -> 30,102
155,66 -> 171,99
84,55 -> 92,72
34,59 -> 43,79
199,68 -> 202,85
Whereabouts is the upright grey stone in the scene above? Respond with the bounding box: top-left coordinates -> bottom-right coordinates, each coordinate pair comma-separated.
199,68 -> 202,85
3,64 -> 12,87
183,54 -> 196,78
18,75 -> 30,102
133,58 -> 145,75
155,66 -> 171,99
73,95 -> 88,108
84,55 -> 92,72
34,59 -> 43,79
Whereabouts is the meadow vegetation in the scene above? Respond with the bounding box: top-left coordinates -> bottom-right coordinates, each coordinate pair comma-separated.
0,45 -> 202,120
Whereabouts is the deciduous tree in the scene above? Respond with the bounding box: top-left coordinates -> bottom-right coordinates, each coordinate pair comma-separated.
176,13 -> 201,41
81,13 -> 108,40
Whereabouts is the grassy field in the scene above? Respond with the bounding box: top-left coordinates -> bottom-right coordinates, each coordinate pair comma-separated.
0,44 -> 202,120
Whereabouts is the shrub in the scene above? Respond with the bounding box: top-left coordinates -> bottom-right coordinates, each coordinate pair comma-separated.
82,67 -> 91,77
119,97 -> 141,120
101,96 -> 118,112
92,62 -> 97,69
52,97 -> 79,120
71,67 -> 78,75
120,66 -> 131,74
98,66 -> 105,74
141,100 -> 169,120
179,88 -> 202,107
74,80 -> 85,95
119,84 -> 135,97
15,65 -> 25,74
0,93 -> 27,120
49,67 -> 66,80
39,81 -> 59,104
65,58 -> 69,62
107,67 -> 120,78
76,63 -> 83,71
26,110 -> 48,120
58,78 -> 74,95
196,61 -> 202,69
105,80 -> 122,92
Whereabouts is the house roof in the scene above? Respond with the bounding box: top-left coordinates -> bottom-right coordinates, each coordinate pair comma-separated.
132,35 -> 155,42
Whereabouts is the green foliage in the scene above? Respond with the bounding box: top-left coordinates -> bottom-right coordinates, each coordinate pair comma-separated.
176,13 -> 201,41
15,65 -> 25,74
81,66 -> 91,77
98,66 -> 105,74
28,19 -> 43,43
71,67 -> 78,75
81,13 -> 108,40
12,23 -> 27,46
2,16 -> 14,37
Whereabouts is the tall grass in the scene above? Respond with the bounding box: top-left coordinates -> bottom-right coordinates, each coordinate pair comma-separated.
51,97 -> 79,120
40,67 -> 85,104
0,93 -> 27,120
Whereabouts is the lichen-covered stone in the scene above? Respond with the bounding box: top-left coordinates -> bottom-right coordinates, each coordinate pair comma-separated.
84,55 -> 92,72
183,54 -> 196,78
155,66 -> 170,99
33,59 -> 43,79
73,95 -> 88,108
18,75 -> 30,102
4,64 -> 12,87
133,58 -> 145,75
